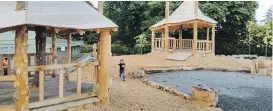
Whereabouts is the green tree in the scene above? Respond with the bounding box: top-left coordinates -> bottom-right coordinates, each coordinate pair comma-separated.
134,34 -> 149,54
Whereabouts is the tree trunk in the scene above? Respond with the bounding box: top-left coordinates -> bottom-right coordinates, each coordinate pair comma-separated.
32,26 -> 46,88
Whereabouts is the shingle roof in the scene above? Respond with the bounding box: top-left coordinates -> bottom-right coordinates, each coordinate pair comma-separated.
0,1 -> 117,30
151,1 -> 217,28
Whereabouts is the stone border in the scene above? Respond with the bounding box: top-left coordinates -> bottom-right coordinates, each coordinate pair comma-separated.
141,78 -> 191,99
144,67 -> 250,74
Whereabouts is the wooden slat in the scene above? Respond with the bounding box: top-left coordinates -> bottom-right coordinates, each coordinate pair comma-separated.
77,67 -> 81,95
0,75 -> 16,81
28,55 -> 31,66
59,69 -> 64,98
29,93 -> 96,109
39,70 -> 44,101
28,62 -> 98,71
93,65 -> 98,93
7,55 -> 11,75
0,106 -> 16,111
0,55 -> 3,75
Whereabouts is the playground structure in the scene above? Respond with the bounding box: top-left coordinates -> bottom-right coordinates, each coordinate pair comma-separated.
0,1 -> 117,111
150,1 -> 217,56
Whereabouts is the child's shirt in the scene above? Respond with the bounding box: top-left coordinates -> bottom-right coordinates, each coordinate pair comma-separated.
118,63 -> 125,71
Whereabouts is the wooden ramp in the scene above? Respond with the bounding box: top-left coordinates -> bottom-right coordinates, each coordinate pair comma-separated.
166,51 -> 193,61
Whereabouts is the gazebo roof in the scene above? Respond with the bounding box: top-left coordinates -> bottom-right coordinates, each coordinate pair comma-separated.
0,1 -> 117,32
151,1 -> 217,30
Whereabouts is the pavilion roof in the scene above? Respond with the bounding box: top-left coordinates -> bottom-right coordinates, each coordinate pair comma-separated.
151,1 -> 217,30
0,1 -> 117,32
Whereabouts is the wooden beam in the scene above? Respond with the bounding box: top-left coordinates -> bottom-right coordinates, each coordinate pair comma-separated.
0,106 -> 16,111
66,32 -> 71,80
151,31 -> 155,52
76,29 -> 85,35
14,25 -> 29,111
98,31 -> 111,105
28,62 -> 98,71
193,22 -> 198,56
212,25 -> 215,55
165,1 -> 169,21
0,75 -> 16,81
29,93 -> 96,109
164,26 -> 169,52
98,1 -> 104,14
51,30 -> 57,78
39,70 -> 44,101
194,1 -> 199,18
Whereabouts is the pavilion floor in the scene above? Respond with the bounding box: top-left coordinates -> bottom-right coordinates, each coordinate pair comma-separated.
0,77 -> 93,105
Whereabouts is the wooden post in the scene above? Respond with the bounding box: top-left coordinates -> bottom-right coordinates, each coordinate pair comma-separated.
164,26 -> 169,52
39,70 -> 44,101
92,43 -> 97,59
193,22 -> 198,56
179,29 -> 182,49
212,25 -> 215,55
14,25 -> 29,111
151,30 -> 155,52
59,69 -> 64,98
77,67 -> 81,95
161,32 -> 165,49
66,32 -> 71,80
165,1 -> 169,20
98,31 -> 111,105
51,31 -> 57,78
206,27 -> 210,51
0,55 -> 3,75
7,55 -> 11,75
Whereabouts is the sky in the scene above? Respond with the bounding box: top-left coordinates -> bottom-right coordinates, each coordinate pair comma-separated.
90,1 -> 272,22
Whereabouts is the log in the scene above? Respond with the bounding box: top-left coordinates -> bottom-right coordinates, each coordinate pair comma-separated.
14,25 -> 29,111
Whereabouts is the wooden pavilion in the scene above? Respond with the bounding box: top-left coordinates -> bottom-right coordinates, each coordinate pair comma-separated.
150,1 -> 217,56
0,1 -> 117,111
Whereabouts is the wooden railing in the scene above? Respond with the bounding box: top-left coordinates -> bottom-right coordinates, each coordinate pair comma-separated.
28,62 -> 98,109
197,40 -> 212,52
154,38 -> 164,49
0,53 -> 53,76
181,39 -> 193,49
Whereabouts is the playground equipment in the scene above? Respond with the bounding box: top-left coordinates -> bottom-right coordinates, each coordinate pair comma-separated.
0,1 -> 117,111
150,1 -> 217,56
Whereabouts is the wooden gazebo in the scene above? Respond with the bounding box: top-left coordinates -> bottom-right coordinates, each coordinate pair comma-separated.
150,1 -> 217,56
0,1 -> 117,111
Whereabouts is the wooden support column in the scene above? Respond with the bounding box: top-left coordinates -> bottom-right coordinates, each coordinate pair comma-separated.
66,32 -> 71,80
98,31 -> 111,105
206,27 -> 210,51
151,30 -> 155,52
14,25 -> 29,111
212,25 -> 215,55
51,31 -> 57,78
0,55 -> 3,75
193,22 -> 198,56
179,29 -> 182,49
164,26 -> 169,52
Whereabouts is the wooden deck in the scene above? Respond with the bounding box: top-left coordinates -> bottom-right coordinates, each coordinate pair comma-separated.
0,77 -> 93,105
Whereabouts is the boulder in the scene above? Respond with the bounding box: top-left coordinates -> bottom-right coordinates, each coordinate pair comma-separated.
132,70 -> 146,78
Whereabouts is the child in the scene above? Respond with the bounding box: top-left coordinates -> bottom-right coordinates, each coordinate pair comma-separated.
118,59 -> 126,81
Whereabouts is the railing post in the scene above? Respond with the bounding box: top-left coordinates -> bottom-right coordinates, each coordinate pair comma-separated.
206,27 -> 210,51
151,30 -> 155,52
7,55 -> 11,75
39,70 -> 44,101
59,69 -> 64,98
77,67 -> 81,95
0,55 -> 3,75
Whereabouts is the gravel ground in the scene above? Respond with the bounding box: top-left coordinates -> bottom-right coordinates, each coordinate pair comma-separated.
147,71 -> 272,111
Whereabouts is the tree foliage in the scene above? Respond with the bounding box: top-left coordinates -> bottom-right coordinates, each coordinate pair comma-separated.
134,34 -> 149,54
